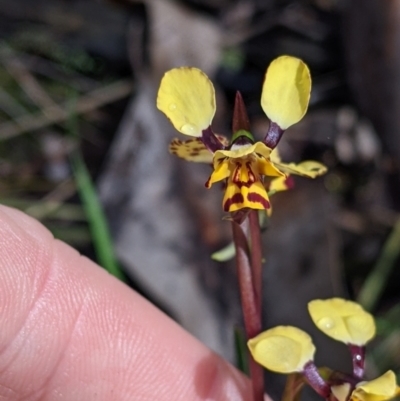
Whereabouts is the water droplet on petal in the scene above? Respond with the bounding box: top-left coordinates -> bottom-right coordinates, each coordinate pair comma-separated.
181,123 -> 196,136
318,317 -> 335,330
169,103 -> 177,111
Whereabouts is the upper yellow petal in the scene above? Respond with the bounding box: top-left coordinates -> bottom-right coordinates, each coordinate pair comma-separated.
248,326 -> 316,374
308,298 -> 376,346
261,56 -> 311,130
157,67 -> 216,137
352,371 -> 399,401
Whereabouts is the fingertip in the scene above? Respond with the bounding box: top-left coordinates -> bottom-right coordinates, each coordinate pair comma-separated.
0,206 -> 253,400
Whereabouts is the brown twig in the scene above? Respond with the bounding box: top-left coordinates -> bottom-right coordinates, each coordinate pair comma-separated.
4,56 -> 62,110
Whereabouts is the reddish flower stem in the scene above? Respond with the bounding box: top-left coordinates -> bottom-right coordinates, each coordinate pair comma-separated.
303,362 -> 331,398
232,220 -> 264,401
348,345 -> 365,379
248,211 -> 263,314
264,122 -> 284,149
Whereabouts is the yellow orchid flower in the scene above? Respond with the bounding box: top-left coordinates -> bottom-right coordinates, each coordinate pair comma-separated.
247,326 -> 316,374
205,138 -> 284,211
331,371 -> 400,401
248,300 -> 398,401
157,56 -> 327,213
308,298 -> 376,346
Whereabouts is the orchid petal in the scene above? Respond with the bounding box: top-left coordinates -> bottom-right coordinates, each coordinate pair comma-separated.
308,298 -> 376,346
273,160 -> 327,178
169,135 -> 228,163
157,67 -> 216,137
248,326 -> 316,374
261,56 -> 311,130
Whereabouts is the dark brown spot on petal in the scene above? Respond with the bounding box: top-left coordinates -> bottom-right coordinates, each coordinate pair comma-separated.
247,193 -> 270,209
224,193 -> 244,211
232,162 -> 257,188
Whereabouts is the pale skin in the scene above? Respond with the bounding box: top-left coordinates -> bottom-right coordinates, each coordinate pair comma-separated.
0,205 -> 254,401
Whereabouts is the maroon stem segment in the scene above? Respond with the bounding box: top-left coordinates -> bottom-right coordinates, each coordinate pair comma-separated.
248,211 -> 263,314
303,362 -> 331,398
232,220 -> 264,401
348,345 -> 366,379
264,122 -> 284,149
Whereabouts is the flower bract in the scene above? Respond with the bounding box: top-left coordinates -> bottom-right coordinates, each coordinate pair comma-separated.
308,298 -> 376,346
247,326 -> 316,373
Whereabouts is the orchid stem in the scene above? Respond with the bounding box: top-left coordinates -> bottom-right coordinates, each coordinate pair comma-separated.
232,219 -> 264,401
349,345 -> 365,379
249,211 -> 263,314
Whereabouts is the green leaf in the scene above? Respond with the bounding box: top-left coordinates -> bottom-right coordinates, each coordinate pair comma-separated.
357,218 -> 400,311
71,152 -> 126,281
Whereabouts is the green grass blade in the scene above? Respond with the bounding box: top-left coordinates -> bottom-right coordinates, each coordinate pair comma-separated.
357,218 -> 400,311
71,152 -> 125,281
234,327 -> 249,375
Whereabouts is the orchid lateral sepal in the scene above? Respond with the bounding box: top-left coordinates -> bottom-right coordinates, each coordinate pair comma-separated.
349,344 -> 366,379
264,121 -> 284,149
303,361 -> 331,398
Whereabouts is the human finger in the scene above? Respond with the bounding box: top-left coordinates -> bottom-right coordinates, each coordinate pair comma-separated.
0,205 -> 252,401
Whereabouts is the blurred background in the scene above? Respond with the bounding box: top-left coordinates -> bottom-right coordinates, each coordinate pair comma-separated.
1,0 -> 400,398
